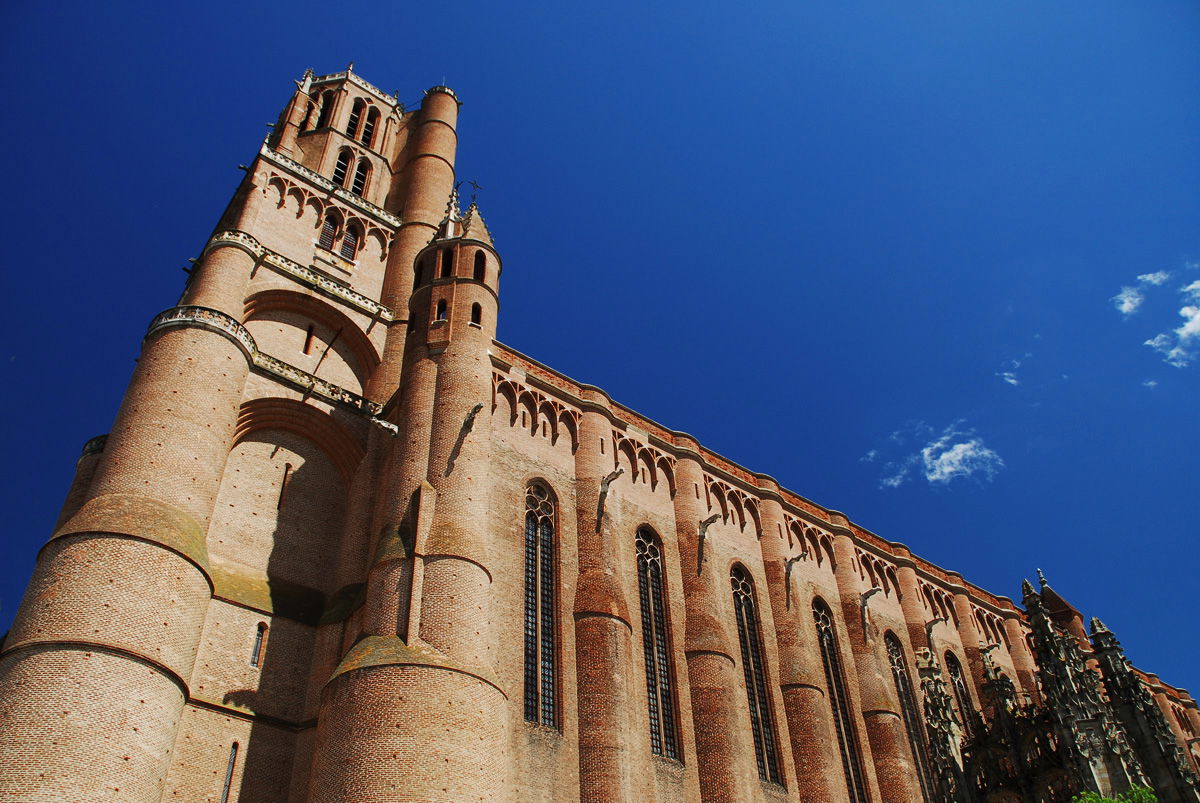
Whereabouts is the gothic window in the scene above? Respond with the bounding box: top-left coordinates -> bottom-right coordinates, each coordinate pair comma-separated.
636,528 -> 680,760
362,107 -> 379,147
473,250 -> 486,281
347,99 -> 364,138
885,632 -> 933,802
470,303 -> 482,326
523,483 -> 557,727
333,150 -> 351,187
315,90 -> 334,129
945,651 -> 975,738
340,225 -> 360,260
441,248 -> 454,278
352,160 -> 370,196
318,214 -> 338,251
250,622 -> 268,668
732,566 -> 781,784
814,597 -> 868,803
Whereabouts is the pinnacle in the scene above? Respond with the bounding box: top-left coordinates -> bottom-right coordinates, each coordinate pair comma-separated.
460,201 -> 494,247
1090,617 -> 1110,634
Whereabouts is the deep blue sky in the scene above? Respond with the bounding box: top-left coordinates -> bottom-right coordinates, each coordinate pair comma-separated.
2,2 -> 1197,690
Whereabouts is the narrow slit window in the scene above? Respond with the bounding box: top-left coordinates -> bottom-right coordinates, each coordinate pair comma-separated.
332,150 -> 351,187
361,108 -> 379,147
340,226 -> 360,260
250,623 -> 268,668
220,742 -> 239,803
413,257 -> 427,290
435,299 -> 447,321
318,215 -> 338,251
277,462 -> 293,509
637,529 -> 680,760
303,325 -> 315,355
473,251 -> 486,281
886,633 -> 933,802
814,598 -> 868,803
732,566 -> 782,784
523,483 -> 558,727
470,303 -> 482,326
441,248 -> 454,278
352,160 -> 369,196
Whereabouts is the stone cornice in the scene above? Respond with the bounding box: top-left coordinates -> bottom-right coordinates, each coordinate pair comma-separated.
312,70 -> 400,110
205,231 -> 395,321
258,143 -> 403,228
146,305 -> 382,416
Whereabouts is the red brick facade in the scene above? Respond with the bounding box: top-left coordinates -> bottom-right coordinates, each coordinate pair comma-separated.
1,68 -> 1196,802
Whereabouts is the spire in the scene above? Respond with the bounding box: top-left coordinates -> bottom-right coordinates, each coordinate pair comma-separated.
460,201 -> 494,247
1036,567 -> 1048,588
434,186 -> 462,241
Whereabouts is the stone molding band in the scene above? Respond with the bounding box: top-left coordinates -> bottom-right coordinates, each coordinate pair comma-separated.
204,230 -> 395,321
145,305 -> 382,415
259,144 -> 402,228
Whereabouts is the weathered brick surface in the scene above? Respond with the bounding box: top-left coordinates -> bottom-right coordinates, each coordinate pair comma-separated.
5,67 -> 1197,803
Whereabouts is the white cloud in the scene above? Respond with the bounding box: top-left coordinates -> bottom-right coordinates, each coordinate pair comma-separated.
873,422 -> 1004,488
1182,280 -> 1200,301
921,434 -> 1005,484
995,358 -> 1022,386
1142,379 -> 1158,388
1143,282 -> 1200,368
1112,286 -> 1144,316
861,449 -> 878,463
1137,270 -> 1171,286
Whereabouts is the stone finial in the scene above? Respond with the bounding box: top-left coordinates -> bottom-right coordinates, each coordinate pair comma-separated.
1036,568 -> 1048,588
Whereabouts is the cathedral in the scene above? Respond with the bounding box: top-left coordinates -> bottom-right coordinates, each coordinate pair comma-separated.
1,67 -> 1197,803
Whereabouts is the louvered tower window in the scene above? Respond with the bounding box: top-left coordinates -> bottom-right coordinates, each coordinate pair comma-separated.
814,598 -> 868,803
318,215 -> 338,251
340,226 -> 359,260
523,483 -> 557,727
332,150 -> 351,187
352,160 -> 369,196
885,632 -> 933,802
347,99 -> 364,138
944,652 -> 975,738
636,528 -> 680,760
361,108 -> 379,147
731,566 -> 781,784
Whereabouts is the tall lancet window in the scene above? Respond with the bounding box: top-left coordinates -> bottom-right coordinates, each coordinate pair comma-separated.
944,652 -> 975,738
814,598 -> 868,803
885,632 -> 933,802
523,483 -> 557,727
731,566 -> 782,784
636,528 -> 679,760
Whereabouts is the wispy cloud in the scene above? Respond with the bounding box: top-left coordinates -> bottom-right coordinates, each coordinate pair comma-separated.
1142,379 -> 1158,388
995,357 -> 1024,386
1144,280 -> 1200,368
872,421 -> 1004,489
1137,271 -> 1171,286
1112,286 -> 1144,316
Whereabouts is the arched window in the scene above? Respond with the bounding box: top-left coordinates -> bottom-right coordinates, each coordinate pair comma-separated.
352,159 -> 370,196
220,741 -> 239,803
435,299 -> 447,322
347,99 -> 365,138
362,107 -> 379,148
315,90 -> 334,129
523,483 -> 557,727
300,100 -> 315,132
470,303 -> 482,326
944,652 -> 975,738
332,150 -> 351,187
814,598 -> 868,803
250,622 -> 268,667
886,632 -> 933,802
732,566 -> 781,784
473,250 -> 486,281
441,248 -> 454,278
636,528 -> 679,760
340,225 -> 360,261
318,214 -> 339,251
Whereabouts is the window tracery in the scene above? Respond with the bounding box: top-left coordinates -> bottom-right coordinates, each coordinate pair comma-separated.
886,632 -> 933,801
524,483 -> 558,728
636,528 -> 679,760
815,597 -> 868,802
732,566 -> 781,784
